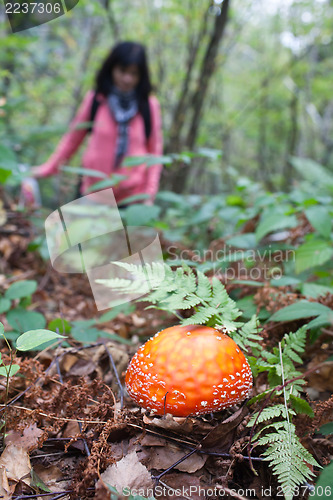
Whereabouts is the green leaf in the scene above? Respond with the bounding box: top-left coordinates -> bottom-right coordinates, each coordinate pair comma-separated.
71,320 -> 106,343
0,364 -> 20,377
6,308 -> 46,333
98,303 -> 135,323
0,298 -> 11,313
30,468 -> 51,493
16,329 -> 66,351
85,175 -> 128,193
5,280 -> 37,300
269,301 -> 333,322
155,190 -> 184,204
295,240 -> 333,274
258,422 -> 318,499
306,312 -> 333,329
122,154 -> 172,167
123,204 -> 161,225
226,195 -> 245,207
302,283 -> 333,298
289,395 -> 314,416
311,461 -> 333,500
270,276 -> 301,287
227,233 -> 256,249
290,156 -> 333,189
305,206 -> 332,239
232,280 -> 265,287
256,213 -> 297,242
60,166 -> 107,178
0,143 -> 17,171
118,193 -> 151,205
0,168 -> 12,183
48,318 -> 72,334
0,322 -> 3,336
318,422 -> 333,435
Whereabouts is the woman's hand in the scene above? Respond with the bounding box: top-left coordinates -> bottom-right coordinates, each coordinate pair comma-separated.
30,164 -> 52,178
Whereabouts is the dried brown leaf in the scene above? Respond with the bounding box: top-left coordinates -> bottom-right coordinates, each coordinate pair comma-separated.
5,423 -> 43,452
0,444 -> 31,486
100,450 -> 153,495
0,465 -> 15,500
201,406 -> 249,448
142,442 -> 206,473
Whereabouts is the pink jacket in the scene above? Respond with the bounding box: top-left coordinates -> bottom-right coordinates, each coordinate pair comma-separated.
37,91 -> 163,203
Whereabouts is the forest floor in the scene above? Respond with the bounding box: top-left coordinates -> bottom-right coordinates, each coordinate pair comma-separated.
0,206 -> 332,500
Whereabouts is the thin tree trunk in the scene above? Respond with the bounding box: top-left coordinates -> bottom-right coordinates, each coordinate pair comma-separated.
257,78 -> 269,186
283,89 -> 299,190
68,20 -> 102,121
168,0 -> 231,193
186,0 -> 230,150
166,9 -> 210,153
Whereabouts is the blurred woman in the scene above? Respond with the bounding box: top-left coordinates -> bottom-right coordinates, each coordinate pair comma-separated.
32,41 -> 163,205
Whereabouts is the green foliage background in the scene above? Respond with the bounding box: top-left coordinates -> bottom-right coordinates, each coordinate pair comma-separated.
1,0 -> 333,197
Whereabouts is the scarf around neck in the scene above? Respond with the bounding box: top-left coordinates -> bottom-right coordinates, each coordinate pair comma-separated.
107,85 -> 138,168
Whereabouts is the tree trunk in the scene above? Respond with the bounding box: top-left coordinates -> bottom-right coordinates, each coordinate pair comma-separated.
166,9 -> 210,153
165,0 -> 231,193
186,0 -> 230,150
283,89 -> 299,190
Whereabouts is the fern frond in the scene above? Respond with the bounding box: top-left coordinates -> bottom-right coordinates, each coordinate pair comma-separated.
96,277 -> 147,294
100,261 -> 262,349
231,315 -> 262,352
247,404 -> 295,427
196,271 -> 213,302
255,325 -> 307,396
257,423 -> 319,500
181,306 -> 218,326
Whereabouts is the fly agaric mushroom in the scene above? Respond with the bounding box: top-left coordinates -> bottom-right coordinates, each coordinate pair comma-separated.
125,324 -> 253,417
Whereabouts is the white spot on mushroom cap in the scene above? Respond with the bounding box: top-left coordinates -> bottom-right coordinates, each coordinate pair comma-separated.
201,401 -> 208,407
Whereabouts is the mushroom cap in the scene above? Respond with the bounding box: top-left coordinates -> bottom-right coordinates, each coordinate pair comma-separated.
125,324 -> 253,417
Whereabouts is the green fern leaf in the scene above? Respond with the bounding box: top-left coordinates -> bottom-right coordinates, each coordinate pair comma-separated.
231,315 -> 262,352
258,424 -> 318,500
181,306 -> 217,326
196,271 -> 213,302
247,404 -> 294,427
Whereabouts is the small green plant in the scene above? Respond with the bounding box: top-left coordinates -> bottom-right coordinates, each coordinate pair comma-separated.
0,279 -> 46,340
0,320 -> 65,436
247,326 -> 319,499
46,302 -> 135,345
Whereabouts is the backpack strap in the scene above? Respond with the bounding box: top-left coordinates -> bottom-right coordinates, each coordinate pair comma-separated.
87,92 -> 100,133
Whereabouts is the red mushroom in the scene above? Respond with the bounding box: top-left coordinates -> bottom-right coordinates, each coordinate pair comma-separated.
125,324 -> 253,417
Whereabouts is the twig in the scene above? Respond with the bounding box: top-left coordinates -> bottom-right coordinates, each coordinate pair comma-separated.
0,404 -> 108,424
157,479 -> 192,500
152,446 -> 201,487
127,422 -> 263,461
13,490 -> 72,499
101,339 -> 124,408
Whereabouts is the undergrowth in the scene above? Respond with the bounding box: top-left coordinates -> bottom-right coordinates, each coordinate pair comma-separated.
99,262 -> 321,499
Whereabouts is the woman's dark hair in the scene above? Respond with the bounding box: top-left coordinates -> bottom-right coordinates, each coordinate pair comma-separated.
96,41 -> 152,138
